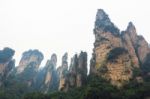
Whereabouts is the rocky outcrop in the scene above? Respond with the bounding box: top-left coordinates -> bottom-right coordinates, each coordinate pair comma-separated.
58,52 -> 88,91
122,22 -> 150,65
76,51 -> 87,87
0,48 -> 15,86
39,54 -> 59,93
121,22 -> 140,68
121,22 -> 150,77
90,9 -> 133,87
17,49 -> 44,73
92,9 -> 123,74
57,53 -> 69,91
68,52 -> 87,88
104,48 -> 132,87
136,35 -> 150,64
16,49 -> 44,87
68,54 -> 78,88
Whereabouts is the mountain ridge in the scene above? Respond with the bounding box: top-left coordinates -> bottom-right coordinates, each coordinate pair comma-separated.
0,9 -> 150,99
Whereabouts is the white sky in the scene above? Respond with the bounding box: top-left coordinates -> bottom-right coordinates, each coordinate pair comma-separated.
0,0 -> 150,67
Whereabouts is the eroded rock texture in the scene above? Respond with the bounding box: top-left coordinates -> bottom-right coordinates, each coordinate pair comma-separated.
57,53 -> 69,92
0,47 -> 15,86
16,49 -> 44,87
90,9 -> 133,87
58,52 -> 88,91
17,49 -> 43,73
39,54 -> 59,93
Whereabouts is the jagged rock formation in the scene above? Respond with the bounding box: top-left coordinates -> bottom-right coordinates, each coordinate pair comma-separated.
17,49 -> 44,73
122,22 -> 150,76
90,9 -> 150,87
57,53 -> 69,91
15,49 -> 44,87
0,47 -> 15,86
91,9 -> 123,73
58,52 -> 87,91
0,9 -> 150,97
68,54 -> 78,89
122,22 -> 150,66
90,9 -> 133,87
121,24 -> 139,68
36,53 -> 59,93
68,52 -> 87,88
104,47 -> 132,86
76,51 -> 87,87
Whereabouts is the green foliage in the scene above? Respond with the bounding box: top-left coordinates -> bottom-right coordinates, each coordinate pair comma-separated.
22,92 -> 49,99
103,25 -> 120,37
1,71 -> 150,99
142,53 -> 150,74
95,19 -> 120,37
107,47 -> 128,62
1,74 -> 150,99
132,68 -> 142,77
0,47 -> 15,63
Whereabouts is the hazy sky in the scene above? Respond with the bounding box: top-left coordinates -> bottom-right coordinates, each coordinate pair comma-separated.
0,0 -> 150,67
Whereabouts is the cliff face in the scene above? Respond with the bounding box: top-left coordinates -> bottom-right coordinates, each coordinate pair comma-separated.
0,9 -> 150,95
76,51 -> 87,87
15,50 -> 44,87
0,48 -> 15,86
40,54 -> 59,92
57,53 -> 69,91
68,52 -> 87,88
58,52 -> 87,91
122,22 -> 150,76
17,50 -> 43,74
122,22 -> 150,66
90,9 -> 150,87
91,9 -> 123,75
104,48 -> 132,87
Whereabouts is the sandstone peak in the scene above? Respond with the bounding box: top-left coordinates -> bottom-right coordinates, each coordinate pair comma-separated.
22,49 -> 44,62
17,49 -> 44,73
0,47 -> 15,63
0,47 -> 15,86
49,53 -> 57,67
95,9 -> 111,28
95,9 -> 120,36
126,22 -> 137,35
40,53 -> 59,93
62,52 -> 68,65
96,9 -> 110,21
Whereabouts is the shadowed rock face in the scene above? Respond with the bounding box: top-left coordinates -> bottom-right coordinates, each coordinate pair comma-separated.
15,49 -> 44,87
76,51 -> 87,87
104,48 -> 132,87
68,54 -> 78,88
0,9 -> 150,94
90,9 -> 150,87
17,49 -> 44,73
122,22 -> 150,65
68,52 -> 87,88
39,54 -> 59,93
57,53 -> 69,92
136,36 -> 150,64
94,9 -> 120,37
58,52 -> 87,91
0,48 -> 15,86
121,22 -> 139,68
90,9 -> 133,87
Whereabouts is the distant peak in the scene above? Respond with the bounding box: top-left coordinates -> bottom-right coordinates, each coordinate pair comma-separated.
95,9 -> 112,28
127,21 -> 136,32
51,53 -> 57,63
96,9 -> 110,21
95,9 -> 120,36
96,9 -> 107,19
